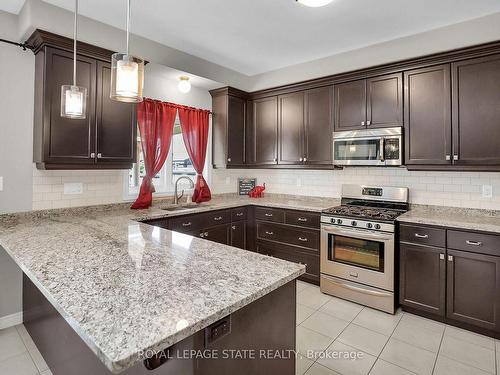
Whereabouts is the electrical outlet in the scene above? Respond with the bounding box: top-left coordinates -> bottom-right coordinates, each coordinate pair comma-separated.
482,185 -> 493,198
64,182 -> 83,195
0,176 -> 3,191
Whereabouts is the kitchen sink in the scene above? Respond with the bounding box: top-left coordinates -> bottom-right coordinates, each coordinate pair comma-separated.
162,204 -> 201,212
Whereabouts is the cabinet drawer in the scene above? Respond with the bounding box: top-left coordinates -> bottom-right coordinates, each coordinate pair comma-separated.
257,222 -> 319,251
255,207 -> 285,223
199,209 -> 231,226
169,215 -> 204,233
447,230 -> 500,256
285,210 -> 320,229
400,224 -> 446,248
231,207 -> 247,221
256,240 -> 319,281
142,218 -> 169,229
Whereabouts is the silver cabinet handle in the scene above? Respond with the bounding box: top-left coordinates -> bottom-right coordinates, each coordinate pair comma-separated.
466,240 -> 482,246
265,213 -> 273,217
361,121 -> 365,126
439,254 -> 445,260
448,255 -> 454,262
298,237 -> 308,242
227,157 -> 231,162
415,233 -> 429,239
265,231 -> 274,235
299,262 -> 308,267
236,212 -> 244,217
303,157 -> 307,162
273,158 -> 277,162
453,155 -> 459,161
298,218 -> 308,222
445,155 -> 451,161
97,153 -> 102,158
204,232 -> 209,237
213,216 -> 223,221
182,222 -> 192,227
200,233 -> 205,238
366,120 -> 371,126
231,225 -> 236,230
90,152 -> 96,158
299,157 -> 303,162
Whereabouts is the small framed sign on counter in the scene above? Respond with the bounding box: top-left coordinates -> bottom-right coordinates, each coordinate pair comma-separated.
238,178 -> 257,196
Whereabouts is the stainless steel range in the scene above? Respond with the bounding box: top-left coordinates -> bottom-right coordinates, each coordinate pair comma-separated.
320,184 -> 409,314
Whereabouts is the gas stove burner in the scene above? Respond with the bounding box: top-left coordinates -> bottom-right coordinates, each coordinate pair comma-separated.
323,205 -> 405,222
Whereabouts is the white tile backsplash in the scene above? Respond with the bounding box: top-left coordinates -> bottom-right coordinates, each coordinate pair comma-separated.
212,167 -> 500,210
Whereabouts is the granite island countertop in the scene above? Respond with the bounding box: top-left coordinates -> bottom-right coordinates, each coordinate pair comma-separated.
398,205 -> 500,234
0,194 -> 337,373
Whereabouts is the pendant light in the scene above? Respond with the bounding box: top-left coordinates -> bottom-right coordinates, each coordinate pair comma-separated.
61,0 -> 87,119
296,0 -> 334,7
178,76 -> 191,93
110,0 -> 144,102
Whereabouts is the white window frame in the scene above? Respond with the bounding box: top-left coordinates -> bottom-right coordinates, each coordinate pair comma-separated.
123,118 -> 212,202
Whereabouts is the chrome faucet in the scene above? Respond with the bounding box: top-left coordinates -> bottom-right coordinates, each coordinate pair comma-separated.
173,176 -> 195,205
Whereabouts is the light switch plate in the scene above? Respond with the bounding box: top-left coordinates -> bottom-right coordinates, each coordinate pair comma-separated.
482,184 -> 493,198
64,182 -> 83,195
0,176 -> 3,191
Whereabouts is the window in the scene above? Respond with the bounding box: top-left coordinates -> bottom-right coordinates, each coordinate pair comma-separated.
127,117 -> 206,198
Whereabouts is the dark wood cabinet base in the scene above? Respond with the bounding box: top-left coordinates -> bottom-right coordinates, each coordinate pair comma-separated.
23,275 -> 297,375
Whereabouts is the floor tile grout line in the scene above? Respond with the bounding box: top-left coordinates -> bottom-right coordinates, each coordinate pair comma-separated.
438,352 -> 496,375
15,324 -> 45,373
430,324 -> 445,375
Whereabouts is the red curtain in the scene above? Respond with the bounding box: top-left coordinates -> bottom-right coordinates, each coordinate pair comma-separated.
178,107 -> 211,203
131,99 -> 177,209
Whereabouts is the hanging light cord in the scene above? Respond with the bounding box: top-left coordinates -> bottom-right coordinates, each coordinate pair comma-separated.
126,0 -> 130,54
72,0 -> 78,87
0,38 -> 33,51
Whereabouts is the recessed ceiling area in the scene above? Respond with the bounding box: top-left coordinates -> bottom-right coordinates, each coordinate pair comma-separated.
4,0 -> 500,76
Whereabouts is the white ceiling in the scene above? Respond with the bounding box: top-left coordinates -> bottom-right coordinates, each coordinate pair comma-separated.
1,0 -> 25,14
4,0 -> 500,76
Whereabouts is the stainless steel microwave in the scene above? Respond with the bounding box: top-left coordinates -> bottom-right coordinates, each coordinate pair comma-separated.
333,127 -> 402,167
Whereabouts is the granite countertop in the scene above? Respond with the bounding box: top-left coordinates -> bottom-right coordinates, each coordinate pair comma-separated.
0,194 -> 337,373
398,205 -> 500,234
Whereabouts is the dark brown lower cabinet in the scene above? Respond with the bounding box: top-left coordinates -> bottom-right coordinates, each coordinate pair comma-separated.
200,224 -> 230,245
446,249 -> 500,331
399,243 -> 445,316
230,221 -> 246,249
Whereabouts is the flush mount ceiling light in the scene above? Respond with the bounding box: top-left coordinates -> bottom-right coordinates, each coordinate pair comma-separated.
110,0 -> 144,103
296,0 -> 334,7
178,76 -> 191,93
61,0 -> 87,119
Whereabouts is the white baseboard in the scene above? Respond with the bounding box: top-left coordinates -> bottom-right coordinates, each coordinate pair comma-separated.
0,311 -> 22,330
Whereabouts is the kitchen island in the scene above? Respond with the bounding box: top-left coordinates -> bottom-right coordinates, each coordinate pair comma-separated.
0,199 -> 306,374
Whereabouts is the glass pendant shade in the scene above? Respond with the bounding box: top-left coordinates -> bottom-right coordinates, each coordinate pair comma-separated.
110,53 -> 144,102
178,76 -> 191,93
61,85 -> 87,119
297,0 -> 334,7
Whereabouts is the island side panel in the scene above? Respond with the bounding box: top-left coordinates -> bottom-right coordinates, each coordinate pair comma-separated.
23,274 -> 297,375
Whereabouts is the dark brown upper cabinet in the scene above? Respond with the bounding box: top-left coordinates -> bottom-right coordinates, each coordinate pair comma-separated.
248,97 -> 278,166
404,65 -> 452,166
452,54 -> 500,166
210,87 -> 247,168
29,30 -> 136,170
278,91 -> 304,165
334,73 -> 402,132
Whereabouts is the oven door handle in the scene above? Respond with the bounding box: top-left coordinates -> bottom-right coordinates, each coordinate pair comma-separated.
336,279 -> 393,297
379,138 -> 385,162
322,226 -> 393,241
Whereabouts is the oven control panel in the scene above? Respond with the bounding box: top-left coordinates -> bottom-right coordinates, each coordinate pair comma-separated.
320,215 -> 395,233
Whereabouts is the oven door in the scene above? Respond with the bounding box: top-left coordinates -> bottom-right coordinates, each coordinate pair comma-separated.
320,225 -> 394,291
333,136 -> 385,166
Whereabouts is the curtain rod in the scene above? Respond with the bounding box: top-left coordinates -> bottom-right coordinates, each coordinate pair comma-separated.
143,97 -> 213,115
0,38 -> 34,51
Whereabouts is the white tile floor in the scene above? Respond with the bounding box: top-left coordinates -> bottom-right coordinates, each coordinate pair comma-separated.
0,281 -> 498,375
296,280 -> 499,375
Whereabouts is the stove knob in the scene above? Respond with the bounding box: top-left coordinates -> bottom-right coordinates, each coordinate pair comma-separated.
330,218 -> 335,224
366,223 -> 373,229
337,219 -> 343,224
374,224 -> 381,230
351,221 -> 357,227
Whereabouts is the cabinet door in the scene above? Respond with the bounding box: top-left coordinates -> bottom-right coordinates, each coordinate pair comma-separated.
211,94 -> 227,168
44,47 -> 96,164
333,79 -> 366,131
304,86 -> 333,165
230,221 -> 246,249
96,61 -> 136,165
399,243 -> 446,316
227,96 -> 246,166
452,55 -> 500,165
404,65 -> 452,165
200,224 -> 230,245
447,249 -> 500,331
366,73 -> 403,128
278,92 -> 304,165
252,97 -> 278,165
